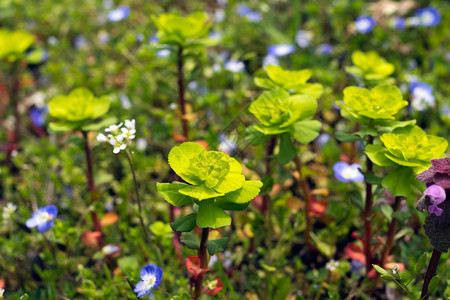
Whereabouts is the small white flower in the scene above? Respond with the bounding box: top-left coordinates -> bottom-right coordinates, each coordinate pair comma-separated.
2,203 -> 17,221
109,135 -> 127,154
97,133 -> 108,142
136,138 -> 147,151
102,244 -> 120,255
0,288 -> 4,298
121,127 -> 136,140
124,119 -> 135,130
392,264 -> 400,274
325,259 -> 340,272
105,122 -> 123,134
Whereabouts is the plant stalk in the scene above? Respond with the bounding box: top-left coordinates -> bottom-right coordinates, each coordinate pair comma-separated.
293,154 -> 314,250
177,45 -> 188,140
193,227 -> 210,300
364,135 -> 374,274
420,248 -> 441,300
380,196 -> 402,267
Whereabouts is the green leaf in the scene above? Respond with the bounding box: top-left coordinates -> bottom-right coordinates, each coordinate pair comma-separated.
335,132 -> 362,142
196,199 -> 231,229
290,119 -> 321,144
354,128 -> 378,138
206,237 -> 228,255
218,180 -> 263,204
180,232 -> 200,250
428,275 -> 439,293
265,65 -> 312,89
274,277 -> 291,300
372,264 -> 388,275
167,142 -> 205,185
380,204 -> 393,223
382,167 -> 414,197
170,213 -> 197,232
310,233 -> 333,258
277,134 -> 296,164
365,144 -> 397,167
80,116 -> 117,131
391,211 -> 411,222
245,125 -> 268,145
415,253 -> 427,274
19,294 -> 29,300
156,182 -> 195,206
215,200 -> 250,211
254,76 -> 278,89
179,184 -> 224,201
0,29 -> 35,61
374,119 -> 416,132
291,83 -> 324,100
381,274 -> 395,281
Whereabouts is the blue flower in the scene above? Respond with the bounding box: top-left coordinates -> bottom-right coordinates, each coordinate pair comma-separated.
30,106 -> 48,127
224,60 -> 245,73
74,35 -> 88,49
134,264 -> 163,297
155,49 -> 171,58
236,4 -> 261,22
25,205 -> 58,232
316,43 -> 333,55
415,7 -> 440,27
410,82 -> 434,111
391,17 -> 406,30
237,4 -> 252,16
333,162 -> 364,183
263,55 -> 279,67
354,16 -> 376,34
107,5 -> 130,22
267,44 -> 296,57
295,30 -> 313,48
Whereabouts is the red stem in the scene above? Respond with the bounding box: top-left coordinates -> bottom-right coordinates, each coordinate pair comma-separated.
364,135 -> 374,274
421,249 -> 441,300
193,227 -> 210,300
177,45 -> 188,140
380,196 -> 402,267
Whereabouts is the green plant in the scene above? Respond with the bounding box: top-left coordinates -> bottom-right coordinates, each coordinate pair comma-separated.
345,50 -> 395,82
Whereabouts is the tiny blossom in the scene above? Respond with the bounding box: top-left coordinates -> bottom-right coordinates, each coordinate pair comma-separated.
2,203 -> 17,223
392,264 -> 400,274
136,138 -> 148,152
121,127 -> 136,140
155,49 -> 171,58
209,31 -> 222,41
415,7 -> 440,27
134,264 -> 163,297
124,119 -> 135,130
25,205 -> 58,232
410,82 -> 434,111
97,30 -> 110,44
109,135 -> 127,154
135,33 -> 144,43
224,60 -> 245,73
390,17 -> 406,30
295,30 -> 313,48
424,185 -> 446,216
105,122 -> 123,134
267,44 -> 296,57
333,162 -> 364,183
74,35 -> 88,49
214,9 -> 225,22
263,55 -> 279,67
218,133 -> 237,155
325,259 -> 340,272
120,93 -> 131,109
355,16 -> 376,34
107,5 -> 130,22
30,106 -> 48,127
102,244 -> 120,255
0,288 -> 4,298
316,43 -> 333,56
97,133 -> 108,142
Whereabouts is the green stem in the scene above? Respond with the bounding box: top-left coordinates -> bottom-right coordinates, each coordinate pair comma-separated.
193,227 -> 210,300
125,149 -> 162,266
420,249 -> 441,300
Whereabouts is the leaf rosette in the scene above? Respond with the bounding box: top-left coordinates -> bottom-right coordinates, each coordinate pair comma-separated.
337,84 -> 407,123
151,12 -> 215,48
48,87 -> 115,132
248,89 -> 321,144
365,125 -> 448,174
254,65 -> 323,99
345,50 -> 394,81
0,29 -> 35,62
157,142 -> 262,229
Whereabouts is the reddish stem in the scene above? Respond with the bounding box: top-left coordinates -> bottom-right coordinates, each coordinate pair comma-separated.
380,196 -> 402,267
421,249 -> 441,300
193,227 -> 210,300
364,135 -> 374,274
177,45 -> 188,140
294,154 -> 314,250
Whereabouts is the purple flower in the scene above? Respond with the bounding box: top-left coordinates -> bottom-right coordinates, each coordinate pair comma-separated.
355,16 -> 376,34
25,205 -> 58,232
107,5 -> 130,22
391,17 -> 406,30
30,106 -> 48,127
333,162 -> 364,183
424,185 -> 446,216
316,43 -> 333,55
416,158 -> 450,189
415,7 -> 440,27
267,44 -> 296,57
134,264 -> 163,297
236,4 -> 261,22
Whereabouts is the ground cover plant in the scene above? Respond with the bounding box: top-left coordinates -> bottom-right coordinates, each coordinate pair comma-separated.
1,0 -> 450,299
